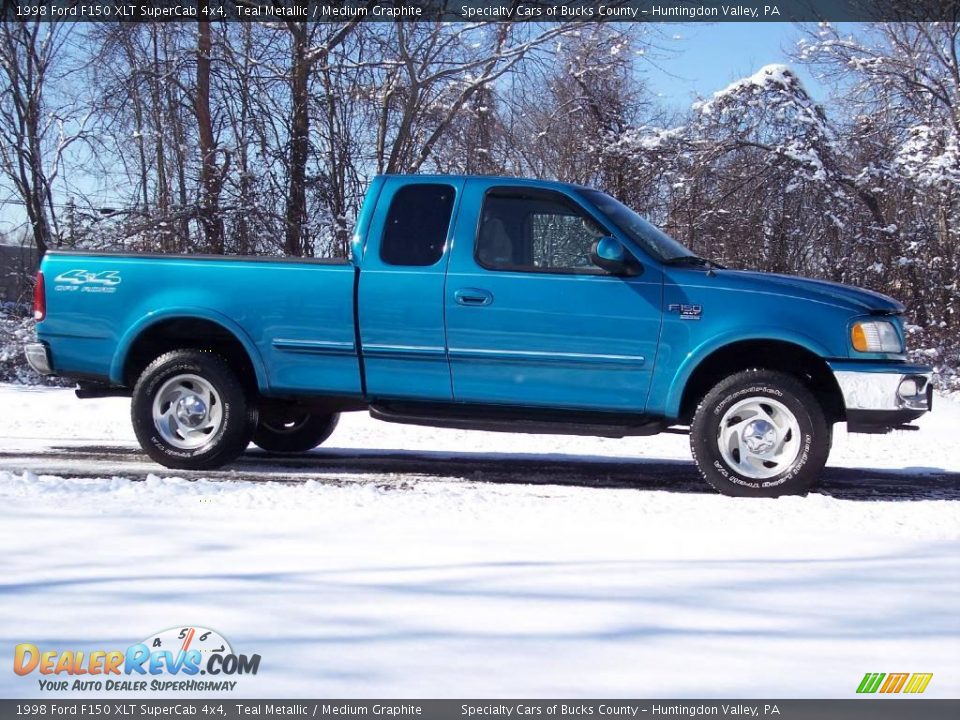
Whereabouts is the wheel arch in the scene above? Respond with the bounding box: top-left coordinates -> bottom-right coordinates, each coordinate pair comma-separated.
112,310 -> 268,392
672,338 -> 844,425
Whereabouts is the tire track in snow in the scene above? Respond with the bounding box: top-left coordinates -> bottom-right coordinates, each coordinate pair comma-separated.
0,446 -> 957,500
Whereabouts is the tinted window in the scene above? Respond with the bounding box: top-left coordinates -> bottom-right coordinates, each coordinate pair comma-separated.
380,184 -> 455,266
476,189 -> 608,273
581,189 -> 692,261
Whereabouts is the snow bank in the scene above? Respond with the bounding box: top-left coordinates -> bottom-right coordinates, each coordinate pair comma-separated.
0,305 -> 69,386
0,465 -> 957,698
0,386 -> 958,698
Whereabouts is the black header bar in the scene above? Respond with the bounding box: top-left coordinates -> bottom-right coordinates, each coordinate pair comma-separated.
0,700 -> 959,720
2,0 -> 960,23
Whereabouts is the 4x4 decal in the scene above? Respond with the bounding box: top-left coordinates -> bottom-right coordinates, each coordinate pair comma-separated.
54,269 -> 122,286
53,269 -> 122,294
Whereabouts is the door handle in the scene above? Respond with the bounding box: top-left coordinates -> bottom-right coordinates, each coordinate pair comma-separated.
454,288 -> 494,306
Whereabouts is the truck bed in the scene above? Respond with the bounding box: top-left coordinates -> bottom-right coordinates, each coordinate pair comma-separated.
40,251 -> 362,397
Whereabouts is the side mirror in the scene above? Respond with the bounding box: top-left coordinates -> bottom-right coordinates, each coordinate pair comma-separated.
590,237 -> 640,276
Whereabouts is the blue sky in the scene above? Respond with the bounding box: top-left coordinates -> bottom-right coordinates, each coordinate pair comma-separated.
643,22 -> 830,108
2,22 -> 843,241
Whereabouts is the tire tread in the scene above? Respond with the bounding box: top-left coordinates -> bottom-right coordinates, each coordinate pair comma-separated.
690,368 -> 829,497
131,349 -> 256,470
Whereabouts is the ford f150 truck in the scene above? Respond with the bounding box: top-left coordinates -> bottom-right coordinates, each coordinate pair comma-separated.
26,175 -> 933,496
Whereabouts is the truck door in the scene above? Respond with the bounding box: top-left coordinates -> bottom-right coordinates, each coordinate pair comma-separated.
358,177 -> 463,400
444,182 -> 663,412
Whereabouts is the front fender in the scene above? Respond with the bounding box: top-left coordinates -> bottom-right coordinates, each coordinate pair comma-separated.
660,327 -> 833,419
109,307 -> 269,390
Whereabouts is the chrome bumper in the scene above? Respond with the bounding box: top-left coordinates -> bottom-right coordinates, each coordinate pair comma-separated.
834,369 -> 932,412
24,342 -> 53,375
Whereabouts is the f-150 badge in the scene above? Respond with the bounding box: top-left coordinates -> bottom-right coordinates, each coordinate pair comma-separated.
668,303 -> 702,320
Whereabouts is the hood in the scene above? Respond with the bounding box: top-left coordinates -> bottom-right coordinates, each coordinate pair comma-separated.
711,269 -> 905,314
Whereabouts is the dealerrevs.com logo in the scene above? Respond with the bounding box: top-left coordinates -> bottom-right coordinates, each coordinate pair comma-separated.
14,626 -> 260,692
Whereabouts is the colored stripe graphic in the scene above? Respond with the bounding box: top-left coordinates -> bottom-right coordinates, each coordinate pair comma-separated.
880,673 -> 909,693
857,673 -> 885,693
903,673 -> 933,694
857,672 -> 933,694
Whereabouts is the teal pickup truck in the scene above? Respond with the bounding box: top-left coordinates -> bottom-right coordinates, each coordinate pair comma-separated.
26,175 -> 932,496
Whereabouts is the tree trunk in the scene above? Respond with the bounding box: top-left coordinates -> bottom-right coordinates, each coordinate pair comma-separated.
196,16 -> 224,253
285,22 -> 310,257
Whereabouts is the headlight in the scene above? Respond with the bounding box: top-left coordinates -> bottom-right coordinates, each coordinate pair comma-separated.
850,320 -> 903,353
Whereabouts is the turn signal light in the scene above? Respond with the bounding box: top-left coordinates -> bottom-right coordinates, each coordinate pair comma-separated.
850,320 -> 903,353
850,323 -> 867,352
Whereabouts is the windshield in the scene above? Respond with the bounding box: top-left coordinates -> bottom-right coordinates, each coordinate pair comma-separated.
581,189 -> 694,262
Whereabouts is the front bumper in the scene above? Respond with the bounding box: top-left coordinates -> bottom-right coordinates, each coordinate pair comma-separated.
830,362 -> 933,432
24,342 -> 54,375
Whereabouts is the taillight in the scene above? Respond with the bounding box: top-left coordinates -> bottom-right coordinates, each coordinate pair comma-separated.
33,271 -> 46,322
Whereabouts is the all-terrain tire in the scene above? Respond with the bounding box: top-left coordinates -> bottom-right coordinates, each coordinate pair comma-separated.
690,369 -> 830,497
253,412 -> 340,453
131,350 -> 257,470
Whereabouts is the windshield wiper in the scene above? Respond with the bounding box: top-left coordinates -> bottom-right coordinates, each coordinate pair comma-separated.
664,255 -> 726,270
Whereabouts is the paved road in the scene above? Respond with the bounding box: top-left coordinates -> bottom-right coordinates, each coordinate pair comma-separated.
1,445 -> 957,501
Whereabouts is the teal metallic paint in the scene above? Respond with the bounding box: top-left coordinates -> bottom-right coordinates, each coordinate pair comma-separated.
41,253 -> 359,396
36,174 -> 929,428
110,307 -> 269,388
444,177 -> 663,411
654,326 -> 834,420
350,175 -> 386,264
271,339 -> 357,356
357,175 -> 466,401
826,360 -> 933,374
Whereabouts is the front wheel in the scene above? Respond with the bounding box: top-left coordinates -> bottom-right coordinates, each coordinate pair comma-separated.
690,369 -> 830,497
253,411 -> 340,453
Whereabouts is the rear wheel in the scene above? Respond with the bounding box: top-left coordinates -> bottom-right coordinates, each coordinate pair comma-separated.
253,410 -> 340,453
131,350 -> 257,470
690,369 -> 830,497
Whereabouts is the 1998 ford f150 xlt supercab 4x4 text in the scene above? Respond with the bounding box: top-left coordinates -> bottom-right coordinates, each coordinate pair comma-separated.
26,175 -> 933,496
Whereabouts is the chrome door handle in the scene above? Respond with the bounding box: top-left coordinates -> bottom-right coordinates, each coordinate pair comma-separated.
454,288 -> 493,306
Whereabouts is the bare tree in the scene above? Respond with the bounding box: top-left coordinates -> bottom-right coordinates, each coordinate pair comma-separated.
283,19 -> 365,257
361,23 -> 578,177
0,21 -> 84,258
88,24 -> 196,251
194,13 -> 228,253
505,26 -> 651,193
795,20 -> 959,353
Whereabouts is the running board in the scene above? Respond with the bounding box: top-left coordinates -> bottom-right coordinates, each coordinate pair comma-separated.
369,402 -> 665,438
847,423 -> 920,434
76,382 -> 131,399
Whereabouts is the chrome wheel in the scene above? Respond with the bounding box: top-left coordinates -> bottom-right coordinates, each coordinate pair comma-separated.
717,396 -> 801,480
151,373 -> 223,450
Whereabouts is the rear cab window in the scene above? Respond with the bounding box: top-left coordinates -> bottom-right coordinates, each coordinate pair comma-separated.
380,184 -> 455,266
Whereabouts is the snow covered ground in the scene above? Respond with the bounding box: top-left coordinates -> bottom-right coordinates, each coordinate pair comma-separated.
0,384 -> 958,699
